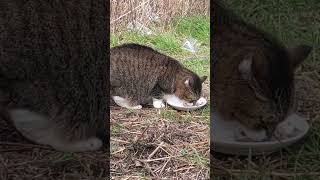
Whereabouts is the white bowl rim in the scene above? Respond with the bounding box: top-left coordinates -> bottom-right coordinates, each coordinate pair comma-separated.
211,113 -> 310,155
166,96 -> 207,110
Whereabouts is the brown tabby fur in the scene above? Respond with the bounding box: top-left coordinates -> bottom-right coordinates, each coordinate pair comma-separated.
110,43 -> 207,106
0,0 -> 108,151
212,1 -> 312,136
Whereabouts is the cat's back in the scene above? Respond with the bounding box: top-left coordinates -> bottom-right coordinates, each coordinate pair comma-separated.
110,43 -> 180,71
111,43 -> 164,62
110,43 -> 181,95
111,43 -> 155,52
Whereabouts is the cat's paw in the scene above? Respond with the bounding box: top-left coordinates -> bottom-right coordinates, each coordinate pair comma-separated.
152,98 -> 165,108
234,127 -> 267,142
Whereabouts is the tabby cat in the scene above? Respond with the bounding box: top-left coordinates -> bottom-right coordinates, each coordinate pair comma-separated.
212,1 -> 312,141
110,43 -> 207,109
0,0 -> 108,152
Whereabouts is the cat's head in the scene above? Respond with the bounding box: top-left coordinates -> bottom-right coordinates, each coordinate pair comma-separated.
175,72 -> 207,103
233,44 -> 312,133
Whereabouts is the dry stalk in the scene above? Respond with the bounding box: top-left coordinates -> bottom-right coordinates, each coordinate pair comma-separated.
111,0 -> 209,33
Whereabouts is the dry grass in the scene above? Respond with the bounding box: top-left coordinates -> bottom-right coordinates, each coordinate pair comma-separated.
110,108 -> 209,179
110,0 -> 209,33
110,83 -> 210,179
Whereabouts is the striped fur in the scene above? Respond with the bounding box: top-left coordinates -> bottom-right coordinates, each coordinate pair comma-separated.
110,43 -> 207,107
0,0 -> 108,152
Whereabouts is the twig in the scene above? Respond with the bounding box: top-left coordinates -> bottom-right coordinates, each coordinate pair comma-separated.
158,158 -> 171,175
166,141 -> 208,147
111,147 -> 126,155
141,155 -> 181,162
110,138 -> 130,144
173,166 -> 195,172
148,141 -> 165,159
134,124 -> 151,142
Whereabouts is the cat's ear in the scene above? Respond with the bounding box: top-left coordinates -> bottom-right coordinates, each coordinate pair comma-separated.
287,45 -> 312,69
200,76 -> 207,83
238,54 -> 253,81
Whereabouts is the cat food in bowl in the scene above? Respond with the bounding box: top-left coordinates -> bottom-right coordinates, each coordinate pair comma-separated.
164,94 -> 207,111
211,112 -> 310,155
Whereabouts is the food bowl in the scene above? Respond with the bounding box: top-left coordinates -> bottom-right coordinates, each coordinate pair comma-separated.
163,94 -> 207,111
211,111 -> 310,155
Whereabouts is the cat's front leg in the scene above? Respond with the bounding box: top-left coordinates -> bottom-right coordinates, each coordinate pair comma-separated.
152,97 -> 165,108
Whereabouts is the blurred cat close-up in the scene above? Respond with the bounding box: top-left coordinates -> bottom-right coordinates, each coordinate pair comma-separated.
0,1 -> 110,179
211,0 -> 320,178
0,1 -> 108,153
212,0 -> 312,141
